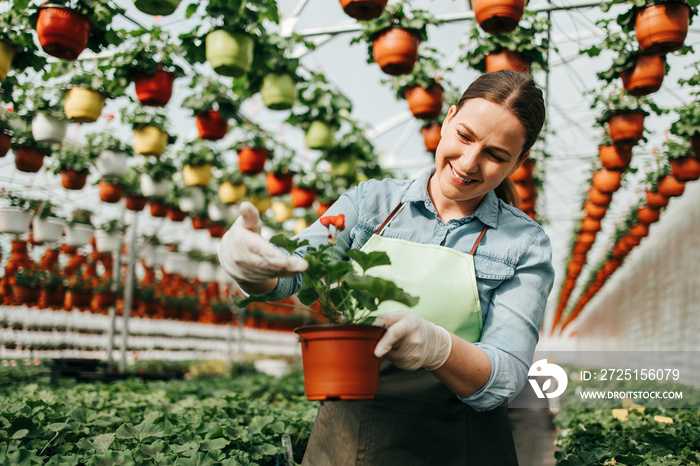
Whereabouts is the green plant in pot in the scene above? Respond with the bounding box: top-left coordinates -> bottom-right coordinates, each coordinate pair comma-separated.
265,150 -> 298,197
29,199 -> 66,243
234,121 -> 276,174
140,155 -> 177,199
663,137 -> 700,182
50,142 -> 93,190
324,121 -> 381,186
182,74 -> 244,141
670,101 -> 700,155
180,139 -> 223,187
11,130 -> 52,173
122,105 -> 175,156
13,267 -> 42,304
179,0 -> 280,78
134,0 -> 181,16
0,3 -> 47,79
217,169 -> 247,205
85,131 -> 134,178
235,218 -> 418,400
287,70 -> 352,150
13,82 -> 68,144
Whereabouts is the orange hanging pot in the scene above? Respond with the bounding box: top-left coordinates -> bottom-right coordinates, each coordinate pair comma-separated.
291,186 -> 318,208
372,27 -> 420,76
598,144 -> 632,171
14,148 -> 46,173
484,49 -> 531,73
266,172 -> 294,196
573,241 -> 592,255
471,0 -> 526,34
514,180 -> 536,202
166,206 -> 187,222
339,0 -> 387,20
588,186 -> 613,207
612,240 -> 633,259
0,133 -> 10,157
60,169 -> 89,190
98,181 -> 123,203
519,196 -> 536,212
635,1 -> 691,55
510,158 -> 535,183
14,285 -> 39,306
636,205 -> 661,224
669,156 -> 700,182
125,195 -> 147,211
657,173 -> 685,197
580,216 -> 602,233
584,200 -> 607,220
207,223 -> 226,238
645,189 -> 669,208
237,147 -> 268,174
607,111 -> 645,145
192,216 -> 209,230
620,55 -> 666,96
295,324 -> 386,400
150,201 -> 168,218
420,123 -> 442,152
35,5 -> 92,60
133,69 -> 176,107
592,169 -> 622,194
403,84 -> 443,120
196,110 -> 228,140
629,223 -> 650,238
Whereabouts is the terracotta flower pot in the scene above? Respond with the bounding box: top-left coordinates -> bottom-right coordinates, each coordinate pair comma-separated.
266,172 -> 294,196
0,133 -> 10,157
472,0 -> 526,34
514,180 -> 536,202
484,49 -> 531,73
573,241 -> 592,255
305,120 -> 336,150
40,288 -> 65,309
657,174 -> 685,197
291,187 -> 317,208
669,156 -> 700,182
92,292 -> 117,312
64,88 -> 106,123
206,29 -> 254,77
0,40 -> 15,80
191,216 -> 209,230
577,231 -> 597,245
635,2 -> 691,55
14,285 -> 39,306
166,206 -> 187,222
580,216 -> 602,233
150,201 -> 168,218
637,206 -> 661,224
629,223 -> 649,238
60,169 -> 89,190
645,190 -> 669,209
219,181 -> 247,204
134,69 -> 176,107
598,144 -> 632,171
420,123 -> 442,152
404,84 -> 444,120
607,111 -> 645,145
133,125 -> 168,156
196,110 -> 228,140
295,324 -> 386,400
237,147 -> 268,174
588,186 -> 613,207
613,240 -> 633,259
64,290 -> 92,310
592,169 -> 622,194
510,158 -> 534,183
260,73 -> 297,111
317,202 -> 333,217
372,27 -> 420,76
36,5 -> 91,60
125,195 -> 147,211
14,148 -> 45,173
339,0 -> 387,20
98,181 -> 124,203
620,55 -> 666,96
584,200 -> 607,220
207,223 -> 226,238
183,164 -> 213,187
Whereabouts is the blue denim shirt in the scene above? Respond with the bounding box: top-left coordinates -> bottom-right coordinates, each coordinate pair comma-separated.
267,168 -> 555,411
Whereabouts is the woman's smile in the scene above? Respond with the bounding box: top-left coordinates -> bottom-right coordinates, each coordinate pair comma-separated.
448,162 -> 479,185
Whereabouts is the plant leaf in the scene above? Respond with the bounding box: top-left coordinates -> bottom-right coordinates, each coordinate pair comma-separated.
346,249 -> 391,272
269,234 -> 308,254
344,275 -> 419,308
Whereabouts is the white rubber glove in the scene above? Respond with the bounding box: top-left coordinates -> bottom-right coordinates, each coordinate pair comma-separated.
218,201 -> 308,284
374,311 -> 453,371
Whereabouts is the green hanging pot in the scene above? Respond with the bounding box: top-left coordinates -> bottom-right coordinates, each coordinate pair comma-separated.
133,0 -> 181,16
305,120 -> 336,150
206,29 -> 254,77
329,153 -> 358,178
260,73 -> 297,111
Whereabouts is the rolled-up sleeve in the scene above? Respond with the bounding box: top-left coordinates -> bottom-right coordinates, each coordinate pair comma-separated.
458,229 -> 555,411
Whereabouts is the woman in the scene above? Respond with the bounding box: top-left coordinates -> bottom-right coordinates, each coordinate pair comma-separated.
219,70 -> 555,465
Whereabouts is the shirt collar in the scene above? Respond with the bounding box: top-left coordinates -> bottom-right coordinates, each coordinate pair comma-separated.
402,167 -> 499,228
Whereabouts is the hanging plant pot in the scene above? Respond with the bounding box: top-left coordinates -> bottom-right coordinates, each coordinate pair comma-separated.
65,223 -> 94,247
0,207 -> 32,234
607,111 -> 645,145
584,200 -> 608,220
620,55 -> 666,97
403,84 -> 444,120
691,134 -> 700,158
514,181 -> 536,202
150,201 -> 168,218
33,217 -> 65,243
94,230 -> 122,253
637,205 -> 661,224
183,164 -> 213,187
260,73 -> 297,111
372,27 -> 420,76
510,158 -> 535,183
578,231 -> 597,246
196,110 -> 228,140
219,181 -> 247,204
266,172 -> 294,196
0,40 -> 15,80
329,154 -> 358,178
238,147 -> 268,174
519,196 -> 536,212
166,206 -> 187,222
31,113 -> 68,144
272,201 -> 294,222
98,180 -> 124,203
305,121 -> 336,150
317,202 -> 333,217
205,29 -> 254,77
64,87 -> 106,123
133,69 -> 176,107
249,195 -> 271,214
295,324 -> 386,400
645,189 -> 669,208
92,292 -> 117,313
40,288 -> 65,309
133,125 -> 168,156
629,223 -> 650,238
484,49 -> 531,73
64,290 -> 92,310
580,217 -> 602,233
592,169 -> 622,194
207,223 -> 226,238
60,169 -> 89,190
588,186 -> 613,206
192,216 -> 209,230
339,0 -> 387,20
472,0 -> 526,34
657,173 -> 685,197
133,0 -> 181,16
0,133 -> 10,157
14,285 -> 39,306
36,5 -> 91,60
573,242 -> 592,255
420,123 -> 442,153
125,195 -> 147,211
634,1 -> 691,55
179,189 -> 206,213
669,156 -> 700,182
14,148 -> 46,173
599,144 -> 633,171
140,174 -> 171,198
95,150 -> 129,177
291,186 -> 318,208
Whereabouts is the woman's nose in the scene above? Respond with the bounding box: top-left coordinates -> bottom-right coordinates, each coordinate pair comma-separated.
455,146 -> 480,174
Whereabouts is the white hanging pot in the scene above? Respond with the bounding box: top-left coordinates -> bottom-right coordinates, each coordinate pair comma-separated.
178,188 -> 206,213
197,261 -> 217,282
163,251 -> 188,275
64,223 -> 94,247
140,174 -> 171,198
208,201 -> 234,223
31,113 -> 68,144
142,244 -> 168,268
94,230 -> 123,253
184,258 -> 198,279
95,150 -> 129,177
0,207 -> 32,234
32,217 -> 66,243
216,265 -> 231,284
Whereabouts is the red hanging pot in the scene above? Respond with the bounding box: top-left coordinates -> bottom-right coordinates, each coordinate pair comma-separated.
125,195 -> 147,211
339,0 -> 387,20
0,133 -> 10,157
134,69 -> 176,107
484,49 -> 531,74
519,195 -> 536,212
98,181 -> 124,203
637,206 -> 661,224
592,169 -> 622,194
580,216 -> 602,233
266,172 -> 294,196
612,240 -> 633,259
657,174 -> 685,197
150,201 -> 168,218
166,206 -> 187,222
588,186 -> 613,207
291,186 -> 318,208
196,110 -> 228,140
645,190 -> 669,208
573,241 -> 592,255
403,84 -> 443,120
237,147 -> 268,174
295,324 -> 386,400
635,1 -> 691,55
629,223 -> 650,239
36,5 -> 92,60
472,0 -> 526,34
607,111 -> 645,145
14,148 -> 46,173
577,231 -> 597,245
598,144 -> 632,171
372,27 -> 420,76
207,223 -> 226,238
510,158 -> 535,183
14,285 -> 39,306
192,216 -> 209,230
514,180 -> 536,202
669,156 -> 700,182
584,200 -> 608,220
420,123 -> 442,152
620,55 -> 666,96
60,169 -> 89,190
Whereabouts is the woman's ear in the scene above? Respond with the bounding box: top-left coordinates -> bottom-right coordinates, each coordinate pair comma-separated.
440,105 -> 458,137
508,150 -> 530,177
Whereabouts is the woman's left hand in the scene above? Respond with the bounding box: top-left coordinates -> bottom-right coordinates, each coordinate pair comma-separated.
374,311 -> 453,371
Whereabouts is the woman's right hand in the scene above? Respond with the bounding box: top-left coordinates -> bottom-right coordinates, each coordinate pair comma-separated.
218,202 -> 308,288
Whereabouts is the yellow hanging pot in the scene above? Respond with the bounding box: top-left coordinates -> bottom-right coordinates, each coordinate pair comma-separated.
133,125 -> 168,156
64,87 -> 107,123
271,201 -> 293,222
294,218 -> 310,235
218,181 -> 246,204
0,41 -> 15,81
248,195 -> 271,214
183,164 -> 213,186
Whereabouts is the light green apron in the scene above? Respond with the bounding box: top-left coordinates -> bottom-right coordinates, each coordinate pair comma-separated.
302,202 -> 519,466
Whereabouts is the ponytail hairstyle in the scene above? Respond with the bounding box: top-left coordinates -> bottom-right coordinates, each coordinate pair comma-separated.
454,70 -> 546,207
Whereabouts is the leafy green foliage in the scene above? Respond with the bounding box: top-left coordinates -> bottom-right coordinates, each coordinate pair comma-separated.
662,138 -> 693,160
670,101 -> 700,138
142,156 -> 177,182
181,139 -> 222,168
111,27 -> 185,81
13,267 -> 42,287
286,71 -> 353,130
384,47 -> 448,100
590,86 -> 666,126
181,74 -> 244,122
245,32 -> 306,95
50,142 -> 93,174
602,0 -> 699,30
69,208 -> 93,226
85,132 -> 134,156
0,4 -> 46,73
99,218 -> 123,234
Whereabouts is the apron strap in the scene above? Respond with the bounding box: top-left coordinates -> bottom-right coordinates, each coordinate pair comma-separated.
469,226 -> 489,256
375,202 -> 406,236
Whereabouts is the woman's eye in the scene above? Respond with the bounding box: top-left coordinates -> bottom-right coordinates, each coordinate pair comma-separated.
487,152 -> 505,163
457,131 -> 471,142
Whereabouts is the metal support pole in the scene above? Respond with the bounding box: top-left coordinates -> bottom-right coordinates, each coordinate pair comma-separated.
237,308 -> 246,367
118,213 -> 139,373
105,207 -> 126,373
225,321 -> 233,373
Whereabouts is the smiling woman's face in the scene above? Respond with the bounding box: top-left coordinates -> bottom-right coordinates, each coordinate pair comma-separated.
429,98 -> 528,219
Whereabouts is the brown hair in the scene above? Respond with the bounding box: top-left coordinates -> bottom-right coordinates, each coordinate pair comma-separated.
455,70 -> 546,207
